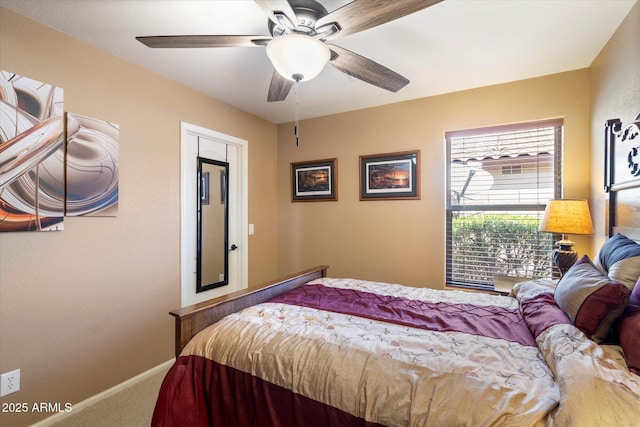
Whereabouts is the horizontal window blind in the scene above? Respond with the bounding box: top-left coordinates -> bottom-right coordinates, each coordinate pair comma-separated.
446,120 -> 562,290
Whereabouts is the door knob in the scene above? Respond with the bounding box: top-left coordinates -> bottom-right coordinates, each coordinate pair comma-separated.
229,244 -> 238,251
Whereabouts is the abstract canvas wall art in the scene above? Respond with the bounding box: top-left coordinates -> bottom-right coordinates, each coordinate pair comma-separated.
66,113 -> 119,217
0,71 -> 65,232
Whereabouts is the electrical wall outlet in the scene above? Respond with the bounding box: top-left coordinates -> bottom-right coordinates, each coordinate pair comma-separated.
0,369 -> 20,397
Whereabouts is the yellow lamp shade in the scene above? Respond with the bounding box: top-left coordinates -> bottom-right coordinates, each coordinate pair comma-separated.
539,199 -> 594,235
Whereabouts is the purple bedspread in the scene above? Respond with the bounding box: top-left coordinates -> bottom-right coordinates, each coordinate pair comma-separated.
271,283 -> 537,346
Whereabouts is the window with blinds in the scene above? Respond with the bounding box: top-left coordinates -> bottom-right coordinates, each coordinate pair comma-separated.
445,119 -> 563,290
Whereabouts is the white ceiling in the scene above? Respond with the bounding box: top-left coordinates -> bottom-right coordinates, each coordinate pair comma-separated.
1,0 -> 636,124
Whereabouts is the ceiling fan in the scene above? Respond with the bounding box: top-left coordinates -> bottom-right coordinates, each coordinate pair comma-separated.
136,0 -> 443,102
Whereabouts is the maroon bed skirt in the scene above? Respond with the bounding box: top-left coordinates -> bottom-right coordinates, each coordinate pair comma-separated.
152,355 -> 385,427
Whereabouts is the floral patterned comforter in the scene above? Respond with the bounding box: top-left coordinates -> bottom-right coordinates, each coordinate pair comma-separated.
152,278 -> 640,426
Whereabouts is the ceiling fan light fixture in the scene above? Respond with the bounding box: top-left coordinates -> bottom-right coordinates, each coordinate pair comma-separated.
266,34 -> 330,82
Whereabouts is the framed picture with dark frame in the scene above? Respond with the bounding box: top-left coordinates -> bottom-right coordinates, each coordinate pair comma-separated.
291,158 -> 338,202
360,150 -> 420,200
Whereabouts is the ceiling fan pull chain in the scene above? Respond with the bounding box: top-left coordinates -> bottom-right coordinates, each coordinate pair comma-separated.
293,74 -> 301,146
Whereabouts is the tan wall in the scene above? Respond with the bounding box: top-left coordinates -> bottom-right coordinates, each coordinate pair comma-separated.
589,1 -> 640,253
0,7 -> 278,426
277,70 -> 592,287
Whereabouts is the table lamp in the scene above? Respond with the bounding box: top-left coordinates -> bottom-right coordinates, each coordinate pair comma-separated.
539,199 -> 594,276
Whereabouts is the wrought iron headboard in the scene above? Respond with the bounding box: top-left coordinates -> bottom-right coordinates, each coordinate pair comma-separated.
604,113 -> 640,241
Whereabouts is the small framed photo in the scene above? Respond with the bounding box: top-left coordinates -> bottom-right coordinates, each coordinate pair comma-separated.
291,158 -> 338,202
360,150 -> 420,200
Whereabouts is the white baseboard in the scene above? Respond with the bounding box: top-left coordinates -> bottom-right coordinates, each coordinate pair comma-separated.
30,359 -> 174,426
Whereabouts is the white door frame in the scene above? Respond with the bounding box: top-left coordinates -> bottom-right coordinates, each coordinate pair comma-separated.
180,122 -> 248,307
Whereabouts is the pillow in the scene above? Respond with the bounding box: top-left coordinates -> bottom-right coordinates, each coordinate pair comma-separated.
631,276 -> 640,306
618,308 -> 640,375
618,281 -> 640,374
555,255 -> 631,343
594,233 -> 640,290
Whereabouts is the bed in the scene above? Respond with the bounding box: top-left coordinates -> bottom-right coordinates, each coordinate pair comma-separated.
152,115 -> 640,426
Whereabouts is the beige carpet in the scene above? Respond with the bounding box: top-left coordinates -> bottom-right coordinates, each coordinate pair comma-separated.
48,363 -> 170,427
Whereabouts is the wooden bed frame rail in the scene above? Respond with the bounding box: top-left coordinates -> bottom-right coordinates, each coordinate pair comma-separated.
170,265 -> 329,357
